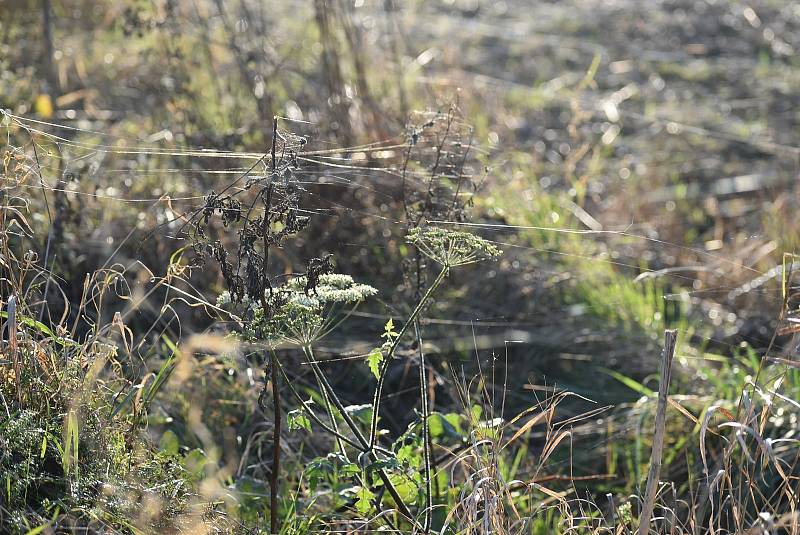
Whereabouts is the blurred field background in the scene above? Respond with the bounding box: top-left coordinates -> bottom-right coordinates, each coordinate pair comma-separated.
1,1 -> 800,533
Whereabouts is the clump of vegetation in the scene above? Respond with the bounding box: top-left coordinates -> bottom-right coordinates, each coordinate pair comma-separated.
3,0 -> 800,533
0,303 -> 213,532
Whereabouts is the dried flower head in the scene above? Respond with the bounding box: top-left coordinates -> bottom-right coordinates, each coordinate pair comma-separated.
406,227 -> 501,269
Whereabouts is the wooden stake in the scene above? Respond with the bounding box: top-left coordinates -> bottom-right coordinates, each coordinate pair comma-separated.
638,329 -> 677,535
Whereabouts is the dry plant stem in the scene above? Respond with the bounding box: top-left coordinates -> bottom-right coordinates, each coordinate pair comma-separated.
6,295 -> 21,403
269,350 -> 281,534
302,346 -> 418,525
638,329 -> 677,535
368,265 -> 449,450
694,263 -> 796,528
263,117 -> 280,535
740,256 -> 794,416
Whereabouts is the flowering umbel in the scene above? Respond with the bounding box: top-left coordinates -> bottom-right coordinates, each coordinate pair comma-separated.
406,227 -> 501,269
217,273 -> 377,347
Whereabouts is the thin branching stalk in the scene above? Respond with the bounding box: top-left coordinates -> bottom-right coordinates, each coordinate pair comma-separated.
303,343 -> 348,459
302,346 -> 419,525
277,361 -> 362,450
368,265 -> 449,449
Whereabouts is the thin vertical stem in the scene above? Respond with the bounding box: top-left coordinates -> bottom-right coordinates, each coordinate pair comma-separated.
303,346 -> 367,446
276,360 -> 361,449
261,117 -> 281,534
414,320 -> 432,533
305,344 -> 347,458
269,351 -> 281,534
369,266 -> 448,449
5,295 -> 21,403
638,329 -> 677,535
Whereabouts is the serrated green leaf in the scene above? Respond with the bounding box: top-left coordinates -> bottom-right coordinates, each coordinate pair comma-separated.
397,443 -> 421,469
382,318 -> 398,340
344,404 -> 373,426
386,474 -> 417,506
367,456 -> 401,473
288,409 -> 312,432
470,404 -> 483,422
305,454 -> 347,491
339,462 -> 360,476
355,486 -> 375,514
367,348 -> 383,379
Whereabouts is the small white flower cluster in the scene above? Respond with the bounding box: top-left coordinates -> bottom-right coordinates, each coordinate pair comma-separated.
285,273 -> 378,306
288,294 -> 320,309
315,273 -> 355,288
216,291 -> 255,307
215,273 -> 377,346
216,291 -> 234,306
